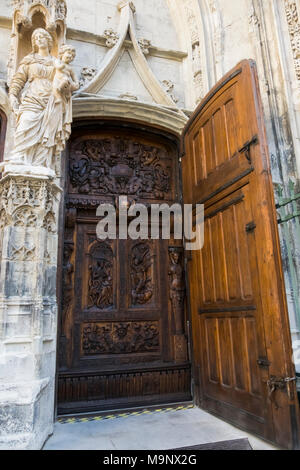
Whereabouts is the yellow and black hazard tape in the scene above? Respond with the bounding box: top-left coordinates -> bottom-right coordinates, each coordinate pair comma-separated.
57,403 -> 194,424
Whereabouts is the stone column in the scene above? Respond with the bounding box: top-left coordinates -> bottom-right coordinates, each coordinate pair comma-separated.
0,171 -> 61,450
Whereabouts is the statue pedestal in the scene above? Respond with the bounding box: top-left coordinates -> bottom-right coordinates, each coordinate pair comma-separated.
0,162 -> 56,180
0,173 -> 61,449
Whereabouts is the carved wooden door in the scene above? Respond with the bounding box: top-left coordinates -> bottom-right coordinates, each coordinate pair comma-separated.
58,127 -> 191,414
182,60 -> 300,449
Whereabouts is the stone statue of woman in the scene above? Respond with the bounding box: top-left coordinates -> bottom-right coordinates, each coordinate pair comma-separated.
7,28 -> 77,174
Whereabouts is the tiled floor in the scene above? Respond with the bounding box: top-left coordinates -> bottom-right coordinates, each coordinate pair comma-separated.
44,405 -> 278,450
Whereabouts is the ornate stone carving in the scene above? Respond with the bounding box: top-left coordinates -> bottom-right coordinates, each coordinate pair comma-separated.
69,138 -> 171,200
285,0 -> 300,82
82,321 -> 159,355
162,80 -> 179,103
10,243 -> 36,261
0,176 -> 59,232
13,207 -> 38,227
7,29 -> 78,173
182,0 -> 204,103
79,67 -> 97,88
138,38 -> 152,55
103,28 -> 120,48
88,242 -> 114,310
131,242 -> 154,305
12,0 -> 67,29
43,210 -> 57,233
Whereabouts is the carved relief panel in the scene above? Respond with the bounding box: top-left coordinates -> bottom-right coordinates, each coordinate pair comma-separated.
81,321 -> 159,356
68,135 -> 175,203
130,241 -> 155,307
87,242 -> 114,310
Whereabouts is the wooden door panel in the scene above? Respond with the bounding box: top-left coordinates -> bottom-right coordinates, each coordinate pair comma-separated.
197,185 -> 267,423
182,60 -> 300,449
198,186 -> 254,311
203,314 -> 263,405
183,75 -> 254,206
58,128 -> 191,414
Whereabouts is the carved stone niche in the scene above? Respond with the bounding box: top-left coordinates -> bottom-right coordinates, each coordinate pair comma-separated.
8,0 -> 67,85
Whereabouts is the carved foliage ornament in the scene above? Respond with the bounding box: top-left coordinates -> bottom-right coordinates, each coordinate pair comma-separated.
138,38 -> 152,55
69,138 -> 172,200
103,29 -> 120,48
82,321 -> 159,355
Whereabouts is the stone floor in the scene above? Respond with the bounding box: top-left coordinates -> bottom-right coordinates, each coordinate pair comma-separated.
44,405 -> 278,450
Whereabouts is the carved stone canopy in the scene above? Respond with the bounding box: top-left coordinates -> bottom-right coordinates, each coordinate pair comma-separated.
12,0 -> 67,31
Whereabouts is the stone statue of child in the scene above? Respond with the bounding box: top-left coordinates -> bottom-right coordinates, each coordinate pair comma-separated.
52,44 -> 79,103
41,44 -> 79,153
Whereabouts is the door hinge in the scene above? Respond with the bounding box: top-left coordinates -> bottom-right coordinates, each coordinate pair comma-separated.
239,135 -> 259,164
257,357 -> 271,368
246,221 -> 256,233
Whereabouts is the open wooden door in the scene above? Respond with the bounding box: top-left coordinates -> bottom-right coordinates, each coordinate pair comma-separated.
182,60 -> 300,449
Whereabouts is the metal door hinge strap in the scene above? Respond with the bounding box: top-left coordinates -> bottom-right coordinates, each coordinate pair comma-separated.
239,135 -> 259,163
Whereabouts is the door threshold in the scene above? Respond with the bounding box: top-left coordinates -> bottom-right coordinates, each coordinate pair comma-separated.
57,400 -> 194,423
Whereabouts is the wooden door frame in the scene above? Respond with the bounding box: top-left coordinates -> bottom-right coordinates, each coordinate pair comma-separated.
54,117 -> 190,417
